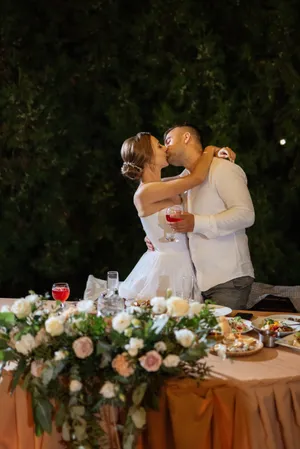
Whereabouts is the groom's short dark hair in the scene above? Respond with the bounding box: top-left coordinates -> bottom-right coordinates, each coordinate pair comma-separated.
164,123 -> 202,144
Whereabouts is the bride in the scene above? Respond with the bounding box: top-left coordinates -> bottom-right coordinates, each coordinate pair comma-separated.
119,132 -> 233,301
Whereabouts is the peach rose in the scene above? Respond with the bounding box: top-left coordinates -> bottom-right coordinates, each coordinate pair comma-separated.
112,352 -> 134,377
139,350 -> 162,372
72,337 -> 94,359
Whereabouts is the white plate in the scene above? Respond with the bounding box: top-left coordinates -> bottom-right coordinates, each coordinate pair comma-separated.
212,306 -> 232,317
252,316 -> 300,336
226,317 -> 253,334
275,333 -> 300,351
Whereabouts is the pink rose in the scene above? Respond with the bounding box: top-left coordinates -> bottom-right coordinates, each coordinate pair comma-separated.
139,350 -> 162,372
112,353 -> 135,377
30,360 -> 44,378
72,337 -> 94,359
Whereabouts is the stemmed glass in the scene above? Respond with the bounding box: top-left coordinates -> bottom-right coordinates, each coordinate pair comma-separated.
165,205 -> 183,242
52,282 -> 70,308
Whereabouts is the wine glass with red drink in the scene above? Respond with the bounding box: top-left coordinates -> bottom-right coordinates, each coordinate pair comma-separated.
165,205 -> 183,242
52,282 -> 70,308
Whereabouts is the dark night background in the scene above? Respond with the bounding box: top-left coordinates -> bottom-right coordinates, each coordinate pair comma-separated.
0,0 -> 300,298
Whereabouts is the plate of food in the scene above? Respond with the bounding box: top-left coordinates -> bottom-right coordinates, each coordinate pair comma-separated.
275,332 -> 300,351
226,316 -> 253,334
252,316 -> 300,336
263,314 -> 300,323
210,334 -> 263,357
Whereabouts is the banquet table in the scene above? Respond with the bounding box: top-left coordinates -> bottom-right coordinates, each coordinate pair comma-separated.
1,299 -> 300,449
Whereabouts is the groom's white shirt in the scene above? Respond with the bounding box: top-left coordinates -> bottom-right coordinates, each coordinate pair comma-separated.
183,157 -> 255,292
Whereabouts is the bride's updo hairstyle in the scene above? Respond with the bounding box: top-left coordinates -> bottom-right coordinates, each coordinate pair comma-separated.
121,132 -> 153,181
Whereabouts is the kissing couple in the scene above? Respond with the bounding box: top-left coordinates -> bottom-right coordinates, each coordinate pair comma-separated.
119,124 -> 255,310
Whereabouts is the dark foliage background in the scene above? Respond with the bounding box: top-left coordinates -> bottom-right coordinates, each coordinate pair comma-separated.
0,0 -> 300,298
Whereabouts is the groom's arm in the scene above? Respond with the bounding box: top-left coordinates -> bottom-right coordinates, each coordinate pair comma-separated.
193,162 -> 254,238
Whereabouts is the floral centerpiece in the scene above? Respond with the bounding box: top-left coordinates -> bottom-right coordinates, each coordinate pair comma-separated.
0,292 -> 218,449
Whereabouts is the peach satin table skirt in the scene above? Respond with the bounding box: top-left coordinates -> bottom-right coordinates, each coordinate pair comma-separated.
0,373 -> 62,449
138,346 -> 300,449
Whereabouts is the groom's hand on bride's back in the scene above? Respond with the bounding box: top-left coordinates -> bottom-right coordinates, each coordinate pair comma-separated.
145,236 -> 155,251
170,212 -> 195,233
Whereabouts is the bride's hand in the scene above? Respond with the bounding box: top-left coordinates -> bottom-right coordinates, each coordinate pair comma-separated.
204,146 -> 236,163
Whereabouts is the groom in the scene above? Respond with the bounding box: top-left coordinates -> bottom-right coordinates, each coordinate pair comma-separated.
146,124 -> 255,310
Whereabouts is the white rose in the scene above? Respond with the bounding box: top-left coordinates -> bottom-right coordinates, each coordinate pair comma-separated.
54,350 -> 68,361
15,334 -> 37,355
1,305 -> 10,313
131,407 -> 146,429
70,379 -> 83,393
188,302 -> 202,317
150,297 -> 167,314
76,299 -> 95,314
100,381 -> 118,399
125,338 -> 144,357
154,341 -> 167,353
112,312 -> 132,333
175,329 -> 195,348
163,354 -> 180,368
25,294 -> 39,304
11,299 -> 32,319
166,297 -> 189,317
45,316 -> 64,336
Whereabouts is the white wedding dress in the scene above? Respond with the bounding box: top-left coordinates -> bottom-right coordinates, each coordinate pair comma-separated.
119,208 -> 198,300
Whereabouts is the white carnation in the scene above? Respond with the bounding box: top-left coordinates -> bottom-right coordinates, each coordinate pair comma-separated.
54,350 -> 68,361
175,329 -> 195,348
163,354 -> 180,368
69,379 -> 83,393
100,381 -> 118,399
154,341 -> 167,353
11,299 -> 32,319
76,299 -> 95,314
150,297 -> 167,314
125,338 -> 144,357
131,407 -> 146,429
166,297 -> 189,317
45,316 -> 64,336
112,312 -> 132,333
188,302 -> 202,317
15,334 -> 37,355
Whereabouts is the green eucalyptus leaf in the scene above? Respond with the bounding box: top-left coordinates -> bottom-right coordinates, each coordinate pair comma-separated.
34,398 -> 53,434
0,339 -> 8,350
55,403 -> 66,427
96,340 -> 111,355
132,382 -> 147,406
10,358 -> 26,393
